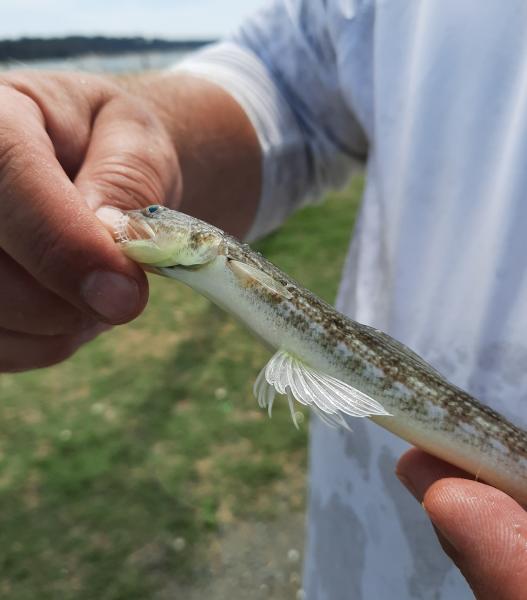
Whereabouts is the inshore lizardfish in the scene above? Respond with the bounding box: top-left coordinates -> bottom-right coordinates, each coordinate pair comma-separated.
99,205 -> 527,505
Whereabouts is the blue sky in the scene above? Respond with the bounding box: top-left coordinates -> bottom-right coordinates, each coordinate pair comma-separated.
0,0 -> 266,39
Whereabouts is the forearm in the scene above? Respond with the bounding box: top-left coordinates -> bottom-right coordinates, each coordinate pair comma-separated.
116,0 -> 366,240
115,71 -> 262,238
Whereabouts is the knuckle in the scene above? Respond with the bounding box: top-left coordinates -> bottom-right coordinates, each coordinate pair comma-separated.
0,83 -> 41,126
0,134 -> 24,180
0,106 -> 45,192
92,150 -> 173,209
0,142 -> 40,238
120,95 -> 161,132
0,70 -> 33,89
0,72 -> 21,91
0,134 -> 35,189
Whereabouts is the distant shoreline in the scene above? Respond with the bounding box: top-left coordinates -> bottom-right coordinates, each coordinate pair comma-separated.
0,36 -> 215,62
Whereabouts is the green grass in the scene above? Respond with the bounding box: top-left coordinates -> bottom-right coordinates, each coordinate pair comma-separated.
0,176 -> 363,599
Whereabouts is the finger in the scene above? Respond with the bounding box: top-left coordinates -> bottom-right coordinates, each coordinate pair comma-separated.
396,448 -> 481,558
74,93 -> 181,212
397,449 -> 527,600
0,323 -> 109,373
0,85 -> 148,324
396,447 -> 471,500
0,250 -> 97,335
2,71 -> 94,179
425,480 -> 527,600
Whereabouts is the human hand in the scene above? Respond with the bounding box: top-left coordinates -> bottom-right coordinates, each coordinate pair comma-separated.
397,448 -> 527,600
0,70 -> 181,372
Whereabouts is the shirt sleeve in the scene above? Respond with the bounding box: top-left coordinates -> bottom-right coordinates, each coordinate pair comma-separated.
174,0 -> 367,240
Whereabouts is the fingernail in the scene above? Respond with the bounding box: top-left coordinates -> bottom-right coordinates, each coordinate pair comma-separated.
84,190 -> 103,210
81,271 -> 140,323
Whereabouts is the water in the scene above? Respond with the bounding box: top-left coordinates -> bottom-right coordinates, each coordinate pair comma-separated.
0,48 -> 191,73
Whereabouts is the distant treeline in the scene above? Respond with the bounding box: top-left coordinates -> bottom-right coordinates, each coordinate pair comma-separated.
0,36 -> 214,62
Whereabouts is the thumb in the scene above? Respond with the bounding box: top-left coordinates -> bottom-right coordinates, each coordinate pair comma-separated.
75,92 -> 181,212
0,86 -> 148,325
424,480 -> 527,600
397,449 -> 527,600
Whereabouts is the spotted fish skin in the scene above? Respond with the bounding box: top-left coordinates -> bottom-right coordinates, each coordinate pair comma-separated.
111,206 -> 527,506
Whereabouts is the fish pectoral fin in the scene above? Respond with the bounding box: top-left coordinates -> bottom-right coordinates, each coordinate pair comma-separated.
227,259 -> 292,299
253,350 -> 391,429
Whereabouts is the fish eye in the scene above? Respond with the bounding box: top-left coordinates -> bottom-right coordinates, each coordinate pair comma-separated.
145,205 -> 160,216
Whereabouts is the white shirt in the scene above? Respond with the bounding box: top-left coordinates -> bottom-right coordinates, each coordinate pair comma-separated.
178,1 -> 527,598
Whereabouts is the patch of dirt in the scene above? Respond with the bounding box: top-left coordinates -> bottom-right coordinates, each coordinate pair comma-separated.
157,513 -> 306,600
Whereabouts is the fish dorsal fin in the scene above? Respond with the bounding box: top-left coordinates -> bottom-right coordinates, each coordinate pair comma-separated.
358,323 -> 445,379
227,259 -> 292,299
253,350 -> 391,429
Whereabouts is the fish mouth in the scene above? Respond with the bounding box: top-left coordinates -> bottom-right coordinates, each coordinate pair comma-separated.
117,213 -> 157,245
96,206 -> 158,245
97,205 -> 174,267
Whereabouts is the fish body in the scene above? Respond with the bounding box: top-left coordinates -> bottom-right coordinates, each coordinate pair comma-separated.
104,205 -> 527,505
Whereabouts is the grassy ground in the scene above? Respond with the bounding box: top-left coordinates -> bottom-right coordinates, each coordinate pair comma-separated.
0,176 -> 363,599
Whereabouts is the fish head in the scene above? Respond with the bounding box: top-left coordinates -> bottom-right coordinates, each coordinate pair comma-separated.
99,204 -> 224,268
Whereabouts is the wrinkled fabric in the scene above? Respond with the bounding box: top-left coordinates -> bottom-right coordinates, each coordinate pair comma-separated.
178,1 -> 527,598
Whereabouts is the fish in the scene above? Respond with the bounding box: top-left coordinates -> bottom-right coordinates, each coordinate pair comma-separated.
99,204 -> 527,505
